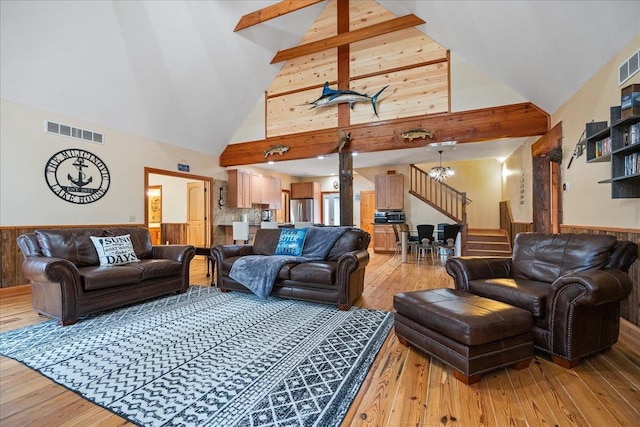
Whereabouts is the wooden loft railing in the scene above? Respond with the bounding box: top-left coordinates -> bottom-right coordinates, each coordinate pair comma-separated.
409,164 -> 469,254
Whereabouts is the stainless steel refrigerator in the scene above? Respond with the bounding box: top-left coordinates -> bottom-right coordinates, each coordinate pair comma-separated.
290,199 -> 314,223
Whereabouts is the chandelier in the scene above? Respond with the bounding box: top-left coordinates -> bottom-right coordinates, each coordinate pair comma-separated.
428,150 -> 455,182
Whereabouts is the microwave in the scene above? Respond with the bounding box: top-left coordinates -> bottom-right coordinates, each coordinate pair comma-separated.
374,211 -> 405,223
386,211 -> 405,223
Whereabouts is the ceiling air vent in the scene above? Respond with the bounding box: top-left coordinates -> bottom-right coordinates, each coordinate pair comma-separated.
619,48 -> 639,86
45,120 -> 104,144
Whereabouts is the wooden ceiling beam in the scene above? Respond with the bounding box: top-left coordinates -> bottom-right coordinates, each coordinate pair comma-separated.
270,14 -> 426,64
234,0 -> 325,32
219,102 -> 549,167
531,122 -> 563,157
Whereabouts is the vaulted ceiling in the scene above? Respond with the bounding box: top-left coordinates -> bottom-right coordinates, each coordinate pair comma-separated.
1,1 -> 638,176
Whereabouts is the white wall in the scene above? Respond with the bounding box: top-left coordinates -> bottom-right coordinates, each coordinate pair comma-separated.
553,35 -> 640,229
0,99 -> 225,226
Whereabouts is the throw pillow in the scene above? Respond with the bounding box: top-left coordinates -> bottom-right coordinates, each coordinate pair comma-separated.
274,228 -> 307,256
90,234 -> 140,266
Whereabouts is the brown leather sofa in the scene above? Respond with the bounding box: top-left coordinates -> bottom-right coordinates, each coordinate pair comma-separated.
445,232 -> 638,367
211,227 -> 370,309
17,227 -> 196,326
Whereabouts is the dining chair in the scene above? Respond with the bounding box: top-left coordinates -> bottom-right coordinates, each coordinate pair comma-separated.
435,223 -> 462,262
399,223 -> 419,259
416,224 -> 435,264
294,222 -> 313,229
232,221 -> 250,244
392,223 -> 402,258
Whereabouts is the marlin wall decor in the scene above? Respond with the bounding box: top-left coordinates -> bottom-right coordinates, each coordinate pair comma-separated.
308,82 -> 388,117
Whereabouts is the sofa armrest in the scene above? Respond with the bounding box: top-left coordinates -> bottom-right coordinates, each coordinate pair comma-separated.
22,256 -> 80,284
211,244 -> 254,260
152,245 -> 196,263
335,249 -> 370,307
549,269 -> 633,307
445,257 -> 512,291
336,249 -> 370,272
545,269 -> 633,360
211,244 -> 255,287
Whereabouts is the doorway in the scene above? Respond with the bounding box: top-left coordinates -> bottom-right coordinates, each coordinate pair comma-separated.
322,192 -> 340,226
144,167 -> 214,247
359,190 -> 375,238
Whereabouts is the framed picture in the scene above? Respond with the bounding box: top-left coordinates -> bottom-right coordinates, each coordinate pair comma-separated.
148,185 -> 162,224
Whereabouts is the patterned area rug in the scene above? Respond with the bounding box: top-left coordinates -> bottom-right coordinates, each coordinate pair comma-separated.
0,287 -> 392,426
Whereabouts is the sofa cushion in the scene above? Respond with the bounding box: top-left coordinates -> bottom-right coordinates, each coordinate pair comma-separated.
274,228 -> 307,256
252,229 -> 281,256
36,228 -> 105,267
289,261 -> 336,285
468,278 -> 550,317
326,229 -> 364,261
277,263 -> 299,280
90,234 -> 139,266
106,227 -> 153,259
133,259 -> 182,280
80,265 -> 143,290
512,233 -> 617,283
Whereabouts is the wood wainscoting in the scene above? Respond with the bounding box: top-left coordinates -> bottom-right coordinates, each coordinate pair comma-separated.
560,225 -> 640,326
1,224 -> 149,288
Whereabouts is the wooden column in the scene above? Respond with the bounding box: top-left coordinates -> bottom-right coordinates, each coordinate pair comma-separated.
337,0 -> 353,226
531,122 -> 562,233
339,150 -> 354,225
532,156 -> 550,233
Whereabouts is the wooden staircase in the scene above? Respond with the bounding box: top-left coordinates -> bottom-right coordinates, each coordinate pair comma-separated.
466,229 -> 512,257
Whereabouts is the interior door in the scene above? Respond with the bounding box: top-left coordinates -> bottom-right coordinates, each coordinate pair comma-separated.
360,190 -> 375,238
187,181 -> 206,247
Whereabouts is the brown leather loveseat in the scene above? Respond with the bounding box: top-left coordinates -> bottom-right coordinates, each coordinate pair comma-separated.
17,227 -> 196,325
211,227 -> 370,309
445,232 -> 638,367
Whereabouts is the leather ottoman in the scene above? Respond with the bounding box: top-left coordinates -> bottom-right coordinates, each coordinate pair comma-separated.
394,288 -> 533,385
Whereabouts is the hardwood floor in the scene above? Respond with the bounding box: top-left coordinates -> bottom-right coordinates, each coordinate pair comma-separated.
1,252 -> 639,426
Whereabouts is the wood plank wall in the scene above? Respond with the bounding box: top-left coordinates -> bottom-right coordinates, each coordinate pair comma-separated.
560,225 -> 640,326
265,0 -> 449,137
160,223 -> 188,245
0,223 -> 187,289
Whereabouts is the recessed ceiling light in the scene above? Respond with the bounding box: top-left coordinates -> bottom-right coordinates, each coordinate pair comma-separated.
268,161 -> 274,165
317,155 -> 325,160
428,141 -> 457,147
352,152 -> 358,156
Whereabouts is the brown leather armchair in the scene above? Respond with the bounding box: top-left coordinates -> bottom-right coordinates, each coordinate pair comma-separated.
445,232 -> 637,368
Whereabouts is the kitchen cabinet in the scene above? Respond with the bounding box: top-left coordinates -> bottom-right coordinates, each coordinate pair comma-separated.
291,182 -> 320,199
251,173 -> 269,205
227,169 -> 251,208
375,173 -> 404,209
373,224 -> 397,253
228,170 -> 282,207
269,176 -> 281,209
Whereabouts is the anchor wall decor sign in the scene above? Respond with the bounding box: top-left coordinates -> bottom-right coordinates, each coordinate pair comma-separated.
44,148 -> 111,204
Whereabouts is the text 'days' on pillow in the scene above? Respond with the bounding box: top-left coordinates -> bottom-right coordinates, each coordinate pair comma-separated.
90,234 -> 139,266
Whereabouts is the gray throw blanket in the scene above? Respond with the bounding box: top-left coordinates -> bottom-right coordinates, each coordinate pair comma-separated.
229,226 -> 351,299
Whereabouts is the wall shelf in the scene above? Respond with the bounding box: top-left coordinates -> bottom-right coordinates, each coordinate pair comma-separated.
584,106 -> 640,198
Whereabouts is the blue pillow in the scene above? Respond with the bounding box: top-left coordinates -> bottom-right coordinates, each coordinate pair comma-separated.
274,228 -> 307,256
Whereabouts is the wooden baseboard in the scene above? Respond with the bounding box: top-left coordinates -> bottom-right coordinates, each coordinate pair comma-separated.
0,283 -> 31,296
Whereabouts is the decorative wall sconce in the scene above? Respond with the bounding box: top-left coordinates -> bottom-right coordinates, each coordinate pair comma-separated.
218,187 -> 225,209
